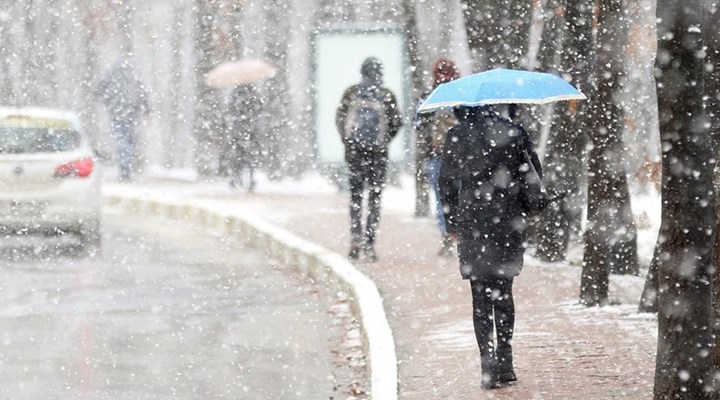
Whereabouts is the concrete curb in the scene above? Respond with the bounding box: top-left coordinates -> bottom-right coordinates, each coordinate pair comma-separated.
103,191 -> 398,400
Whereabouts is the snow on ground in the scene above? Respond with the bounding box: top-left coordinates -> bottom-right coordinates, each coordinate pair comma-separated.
105,167 -> 662,396
121,167 -> 662,272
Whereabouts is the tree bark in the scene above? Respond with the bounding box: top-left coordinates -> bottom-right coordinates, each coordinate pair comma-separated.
638,242 -> 660,312
579,0 -> 639,306
713,161 -> 720,378
316,0 -> 356,25
535,0 -> 593,262
437,0 -> 455,54
651,1 -> 717,397
0,0 -> 15,104
165,0 -> 189,169
262,0 -> 291,179
459,0 -> 532,70
402,0 -> 430,217
634,0 -> 661,314
709,2 -> 720,391
77,0 -> 104,149
193,0 -> 224,176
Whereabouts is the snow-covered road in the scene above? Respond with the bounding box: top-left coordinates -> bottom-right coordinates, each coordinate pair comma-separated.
0,211 -> 339,399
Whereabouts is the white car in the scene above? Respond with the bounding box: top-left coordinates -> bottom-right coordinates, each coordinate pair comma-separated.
0,107 -> 102,253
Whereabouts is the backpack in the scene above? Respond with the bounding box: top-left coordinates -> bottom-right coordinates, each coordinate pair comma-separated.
344,88 -> 389,150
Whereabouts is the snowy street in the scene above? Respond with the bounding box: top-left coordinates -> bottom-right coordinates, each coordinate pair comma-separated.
0,211 -> 340,399
102,174 -> 660,399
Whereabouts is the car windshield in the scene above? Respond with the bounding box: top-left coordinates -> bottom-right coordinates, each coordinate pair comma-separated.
0,126 -> 81,154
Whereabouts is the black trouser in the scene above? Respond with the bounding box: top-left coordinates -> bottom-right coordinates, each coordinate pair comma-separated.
347,152 -> 388,247
230,149 -> 254,184
470,278 -> 515,358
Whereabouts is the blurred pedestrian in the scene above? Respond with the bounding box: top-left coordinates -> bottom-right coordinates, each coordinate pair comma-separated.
439,105 -> 542,389
336,57 -> 403,262
96,58 -> 149,181
415,58 -> 460,256
225,83 -> 262,192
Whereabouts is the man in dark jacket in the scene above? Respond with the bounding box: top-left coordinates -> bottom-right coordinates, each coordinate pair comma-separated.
439,105 -> 542,389
336,57 -> 403,262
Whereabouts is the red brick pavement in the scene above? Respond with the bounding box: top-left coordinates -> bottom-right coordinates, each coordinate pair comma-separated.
137,182 -> 657,399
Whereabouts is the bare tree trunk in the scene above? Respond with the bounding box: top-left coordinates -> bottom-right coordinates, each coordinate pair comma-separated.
36,0 -> 60,105
534,0 -> 565,72
16,0 -> 60,106
0,0 -> 14,103
638,243 -> 660,312
713,159 -> 720,380
459,0 -> 497,69
165,0 -> 188,169
504,0 -> 533,69
579,0 -> 639,306
262,0 -> 291,179
534,0 -> 571,259
709,3 -> 720,392
534,0 -> 592,262
402,0 -> 430,217
210,0 -> 246,177
651,1 -> 717,397
193,0 -> 224,176
19,0 -> 41,105
227,1 -> 244,60
460,0 -> 531,69
316,0 -> 356,25
437,0 -> 455,54
77,0 -> 104,149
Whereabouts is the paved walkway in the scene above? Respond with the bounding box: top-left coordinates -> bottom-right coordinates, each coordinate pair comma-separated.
120,177 -> 657,399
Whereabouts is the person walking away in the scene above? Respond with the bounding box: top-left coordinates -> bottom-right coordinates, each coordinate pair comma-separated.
225,84 -> 262,192
96,59 -> 149,181
415,58 -> 460,256
439,105 -> 542,389
336,57 -> 402,262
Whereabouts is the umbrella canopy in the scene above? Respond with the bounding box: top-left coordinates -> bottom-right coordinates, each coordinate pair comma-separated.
418,68 -> 586,113
205,59 -> 277,88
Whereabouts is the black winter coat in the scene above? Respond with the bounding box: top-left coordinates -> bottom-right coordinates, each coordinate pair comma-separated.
439,108 -> 542,280
226,85 -> 262,162
97,63 -> 149,125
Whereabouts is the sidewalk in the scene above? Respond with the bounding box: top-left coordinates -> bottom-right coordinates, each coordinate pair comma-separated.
112,175 -> 657,399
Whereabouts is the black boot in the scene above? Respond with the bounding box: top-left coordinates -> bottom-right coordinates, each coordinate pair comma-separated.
363,242 -> 378,262
348,242 -> 361,260
496,347 -> 517,383
480,352 -> 501,389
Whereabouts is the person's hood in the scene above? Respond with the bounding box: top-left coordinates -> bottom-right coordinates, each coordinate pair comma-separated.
360,57 -> 383,88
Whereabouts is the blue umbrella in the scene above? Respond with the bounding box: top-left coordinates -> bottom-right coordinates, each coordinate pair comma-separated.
417,68 -> 586,113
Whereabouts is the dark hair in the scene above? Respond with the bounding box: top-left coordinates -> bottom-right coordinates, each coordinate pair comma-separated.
433,58 -> 459,88
361,57 -> 383,79
453,106 -> 471,121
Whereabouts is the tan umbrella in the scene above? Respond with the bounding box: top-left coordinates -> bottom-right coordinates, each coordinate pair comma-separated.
204,59 -> 278,88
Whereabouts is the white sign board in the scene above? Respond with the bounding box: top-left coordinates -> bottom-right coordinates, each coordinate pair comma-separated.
312,27 -> 408,164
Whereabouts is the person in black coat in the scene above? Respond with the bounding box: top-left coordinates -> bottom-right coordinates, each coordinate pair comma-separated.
336,57 -> 403,262
439,105 -> 542,389
225,84 -> 262,191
